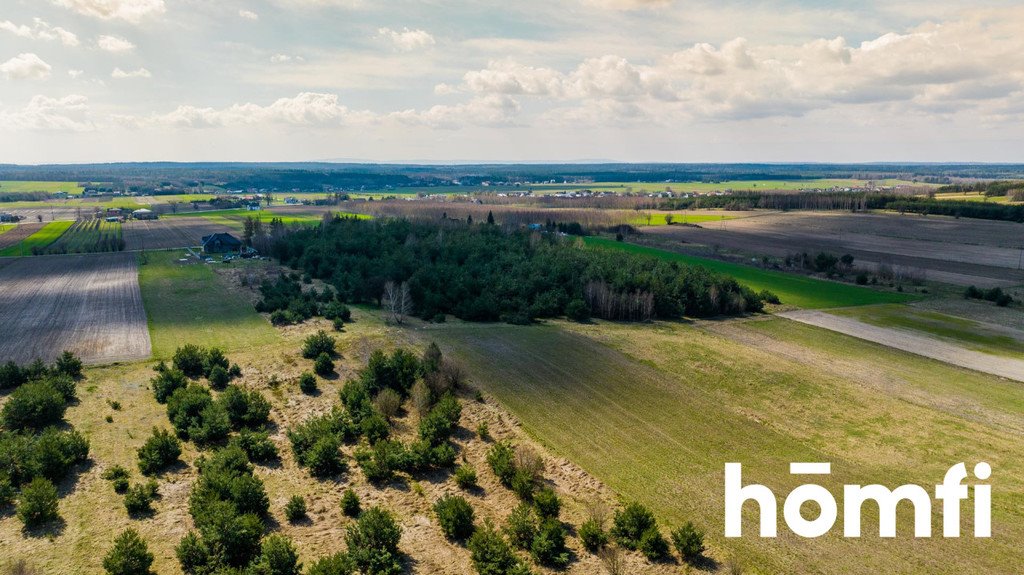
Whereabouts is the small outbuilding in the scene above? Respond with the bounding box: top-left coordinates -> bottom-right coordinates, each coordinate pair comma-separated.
201,232 -> 243,254
132,208 -> 158,220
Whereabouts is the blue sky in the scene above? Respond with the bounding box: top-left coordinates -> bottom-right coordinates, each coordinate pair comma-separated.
1,0 -> 1023,163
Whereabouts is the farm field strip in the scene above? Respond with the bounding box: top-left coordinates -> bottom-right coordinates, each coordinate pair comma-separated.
779,309 -> 1024,380
0,220 -> 74,256
828,304 -> 1024,358
425,320 -> 1024,575
0,180 -> 86,194
43,218 -> 124,254
138,250 -> 280,358
0,253 -> 151,364
122,217 -> 234,250
584,236 -> 914,308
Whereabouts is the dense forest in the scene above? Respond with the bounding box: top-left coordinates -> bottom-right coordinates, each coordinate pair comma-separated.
269,217 -> 770,323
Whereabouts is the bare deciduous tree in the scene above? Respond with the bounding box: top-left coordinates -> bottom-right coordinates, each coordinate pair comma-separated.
383,280 -> 412,324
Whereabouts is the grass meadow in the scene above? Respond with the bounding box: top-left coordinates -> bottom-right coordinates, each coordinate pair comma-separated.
0,180 -> 86,194
137,250 -> 279,358
584,236 -> 915,308
424,318 -> 1024,575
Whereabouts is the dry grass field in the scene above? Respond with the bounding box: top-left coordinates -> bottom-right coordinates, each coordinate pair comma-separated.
0,253 -> 150,364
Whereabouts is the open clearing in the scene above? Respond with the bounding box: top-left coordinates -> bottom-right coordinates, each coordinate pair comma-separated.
0,253 -> 150,364
585,236 -> 914,308
138,250 -> 279,358
779,309 -> 1024,381
123,216 -> 234,250
0,220 -> 73,256
645,211 -> 1024,287
424,318 -> 1024,575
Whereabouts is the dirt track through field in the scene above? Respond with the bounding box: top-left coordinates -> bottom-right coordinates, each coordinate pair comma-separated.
778,310 -> 1024,382
0,253 -> 151,364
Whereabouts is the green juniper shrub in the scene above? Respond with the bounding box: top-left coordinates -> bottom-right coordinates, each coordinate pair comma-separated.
103,465 -> 132,494
344,507 -> 403,575
433,494 -> 475,541
230,429 -> 279,463
46,373 -> 77,402
314,353 -> 335,377
284,495 -> 307,523
298,372 -> 318,394
503,502 -> 537,550
124,481 -> 159,516
207,365 -> 230,390
302,331 -> 337,359
486,441 -> 516,487
611,502 -> 658,550
421,342 -> 442,374
340,379 -> 374,423
532,487 -> 560,520
578,518 -> 608,552
137,427 -> 182,475
1,380 -> 68,430
172,344 -> 207,378
34,427 -> 89,482
671,522 -> 706,562
530,518 -> 570,568
229,363 -> 243,378
103,528 -> 155,575
476,421 -> 489,440
288,409 -> 355,465
418,394 -> 461,447
341,489 -> 361,517
454,463 -> 478,490
174,531 -> 210,574
355,440 -> 406,484
53,350 -> 84,380
468,520 -> 526,575
17,476 -> 60,528
203,348 -> 230,379
305,436 -> 345,478
257,534 -> 301,575
359,349 -> 420,396
565,299 -> 590,322
638,527 -> 670,561
218,385 -> 271,429
151,368 -> 188,404
332,317 -> 346,332
322,301 -> 352,323
166,384 -> 231,444
360,411 -> 390,444
0,361 -> 28,390
307,552 -> 356,575
0,475 -> 16,507
511,468 -> 536,501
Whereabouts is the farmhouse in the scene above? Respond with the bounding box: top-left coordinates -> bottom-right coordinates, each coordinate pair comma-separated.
132,208 -> 158,220
202,232 -> 243,254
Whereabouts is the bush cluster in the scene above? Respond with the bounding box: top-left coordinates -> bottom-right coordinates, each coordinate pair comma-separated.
137,427 -> 182,475
434,495 -> 475,540
965,285 -> 1014,307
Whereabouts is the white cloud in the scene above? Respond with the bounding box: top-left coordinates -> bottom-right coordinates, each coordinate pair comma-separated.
0,95 -> 93,131
389,94 -> 520,128
270,54 -> 304,63
68,69 -> 84,78
239,9 -> 259,20
111,67 -> 151,79
97,35 -> 136,53
1,53 -> 53,80
377,27 -> 435,52
52,0 -> 166,23
0,18 -> 79,46
581,0 -> 672,10
134,92 -> 374,128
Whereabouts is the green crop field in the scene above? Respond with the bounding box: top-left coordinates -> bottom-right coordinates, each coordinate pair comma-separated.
584,236 -> 915,308
829,304 -> 1024,358
0,223 -> 13,235
137,250 -> 280,358
424,319 -> 1024,575
0,180 -> 86,194
0,220 -> 74,256
164,207 -> 370,229
42,219 -> 124,254
629,212 -> 739,226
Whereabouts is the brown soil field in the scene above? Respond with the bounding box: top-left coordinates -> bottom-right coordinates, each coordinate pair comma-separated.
646,211 -> 1024,287
0,253 -> 151,364
122,217 -> 234,250
0,222 -> 43,250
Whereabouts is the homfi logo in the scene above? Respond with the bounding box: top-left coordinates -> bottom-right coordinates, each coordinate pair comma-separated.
724,462 -> 991,538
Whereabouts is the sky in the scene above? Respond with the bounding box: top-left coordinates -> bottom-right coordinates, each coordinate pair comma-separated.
1,0 -> 1024,164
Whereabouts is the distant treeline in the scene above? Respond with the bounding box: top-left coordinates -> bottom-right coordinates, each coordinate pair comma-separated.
663,192 -> 1024,222
0,191 -> 50,202
936,180 -> 1024,196
269,217 -> 770,323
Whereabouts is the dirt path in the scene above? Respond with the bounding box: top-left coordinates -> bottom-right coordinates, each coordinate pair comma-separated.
0,253 -> 151,364
777,310 -> 1024,382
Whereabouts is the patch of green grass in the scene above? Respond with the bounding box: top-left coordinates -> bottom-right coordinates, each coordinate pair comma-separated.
0,223 -> 13,235
0,180 -> 86,194
426,319 -> 1024,575
137,250 -> 280,358
584,236 -> 916,309
0,220 -> 74,256
829,304 -> 1024,358
629,213 -> 738,226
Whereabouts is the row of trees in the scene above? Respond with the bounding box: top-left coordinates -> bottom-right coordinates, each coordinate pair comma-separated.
269,216 -> 770,323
